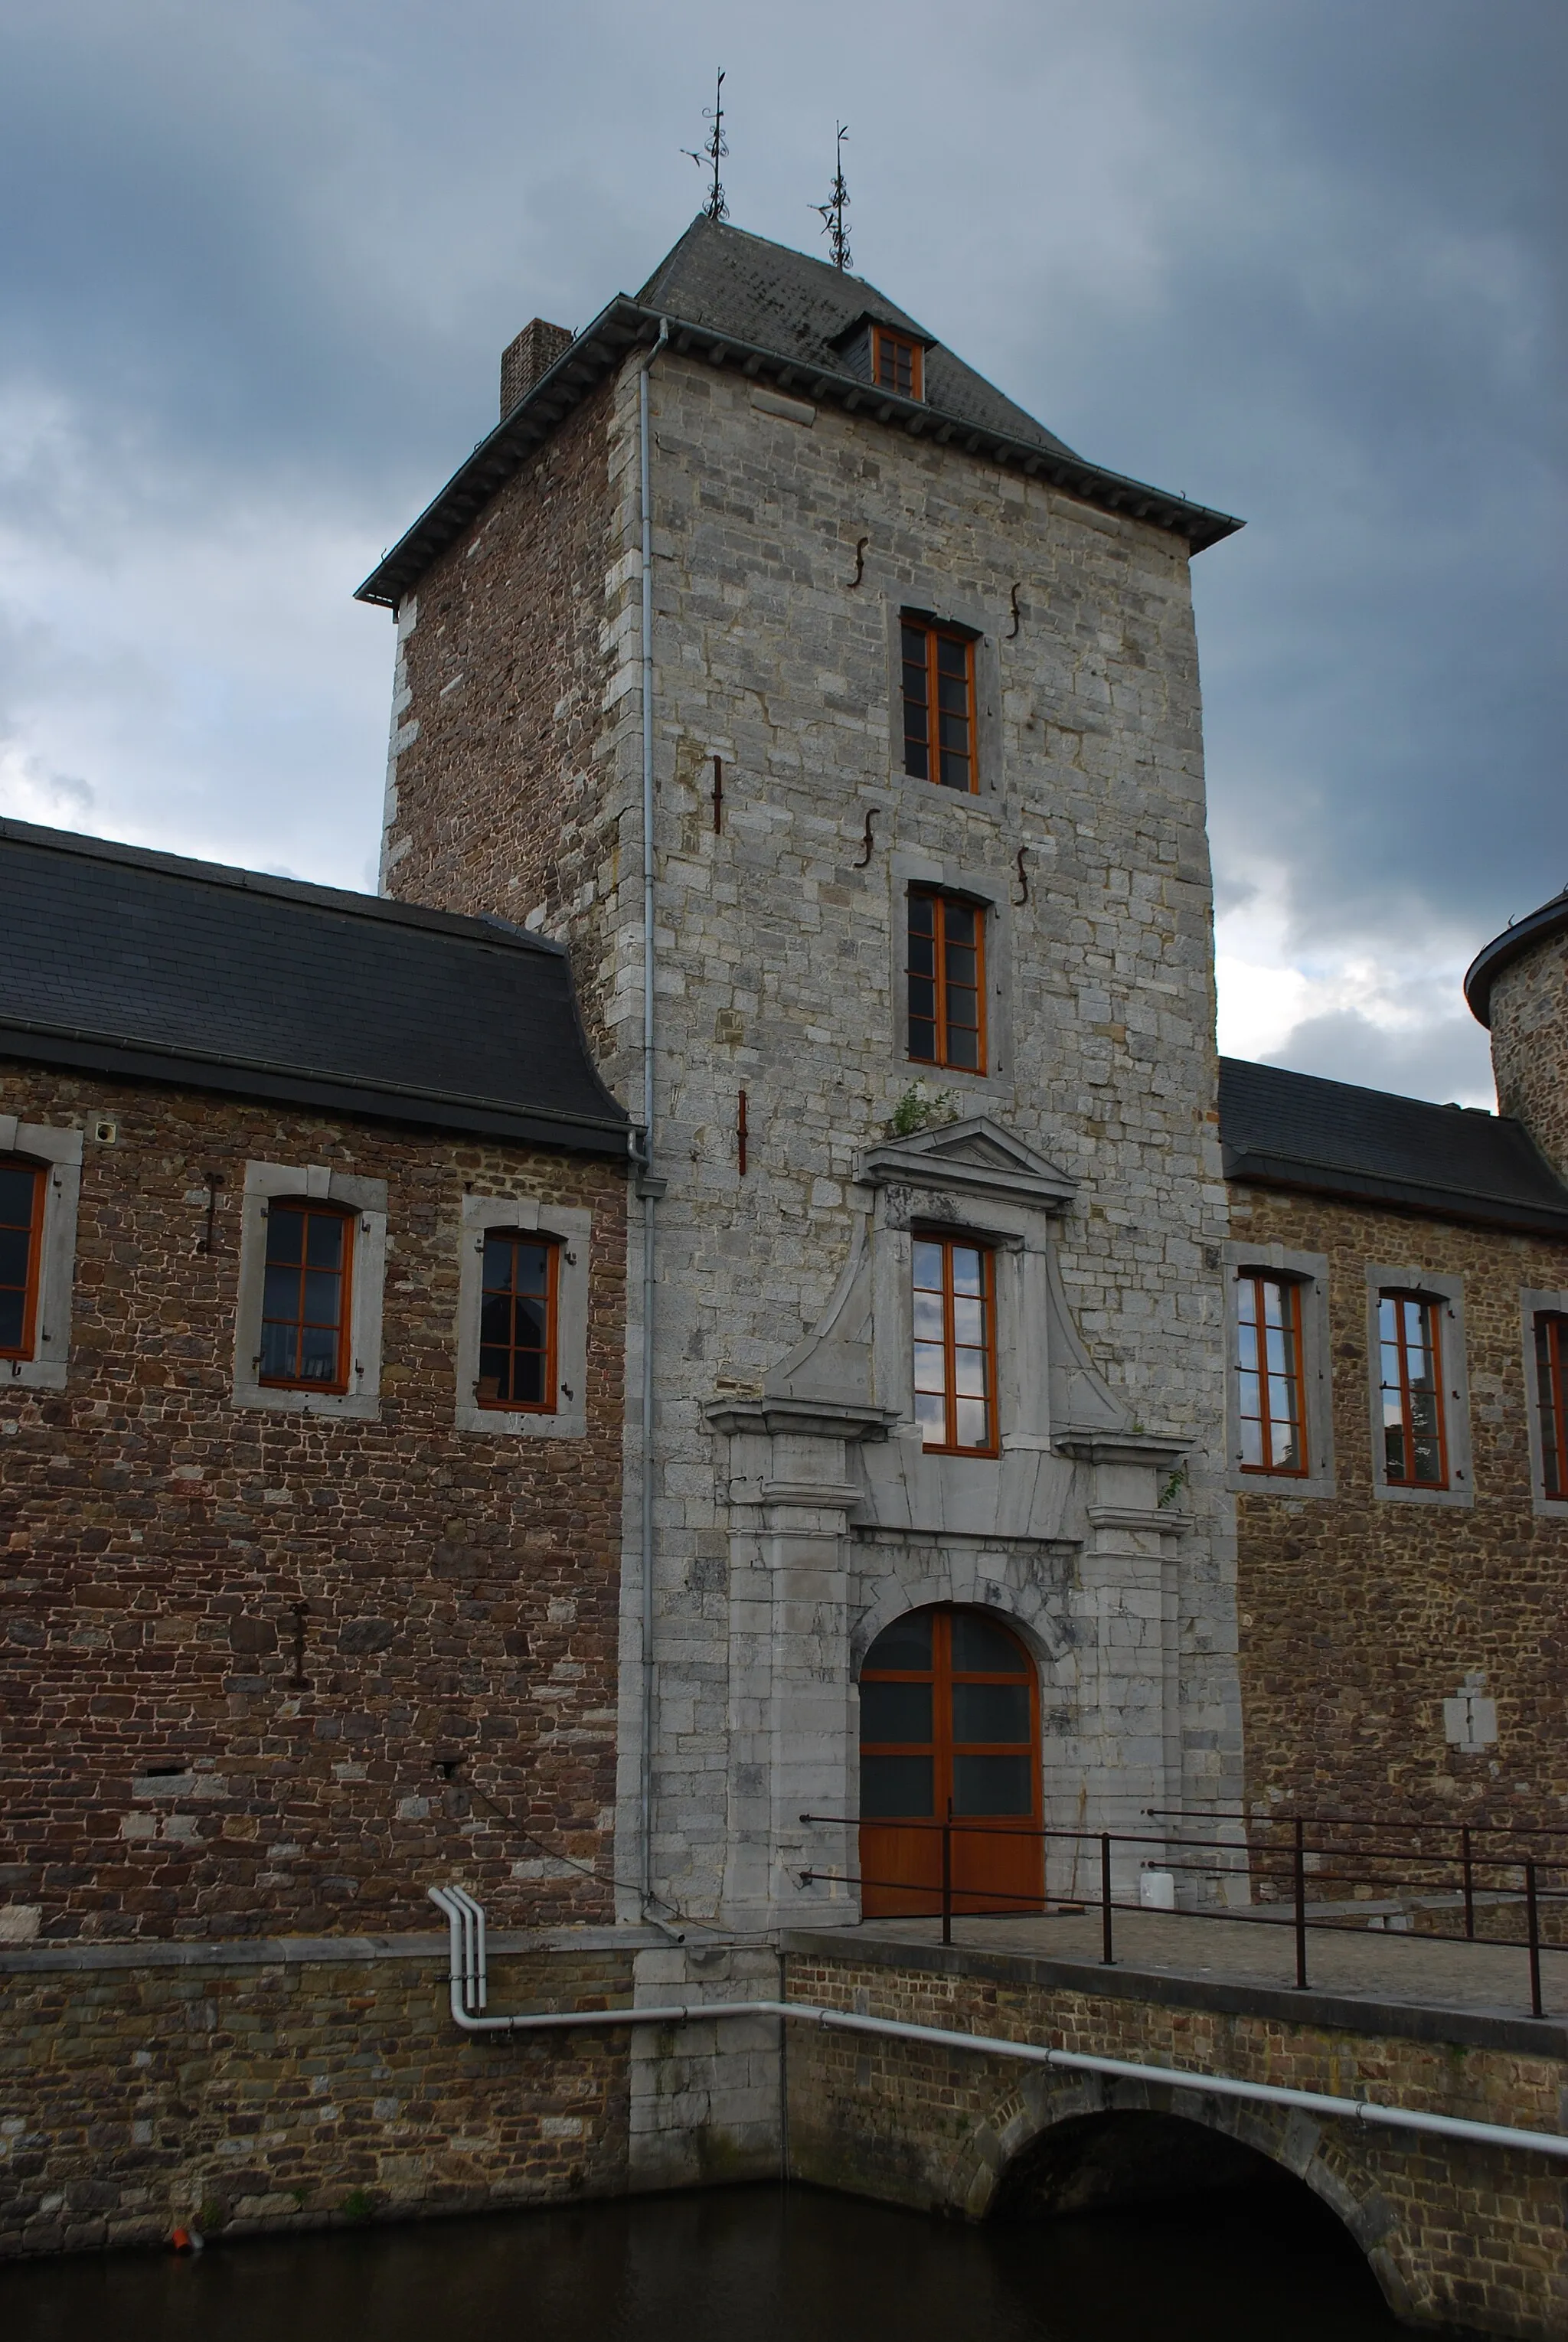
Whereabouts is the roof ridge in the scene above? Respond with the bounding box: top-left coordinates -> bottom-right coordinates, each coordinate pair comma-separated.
0,816 -> 564,958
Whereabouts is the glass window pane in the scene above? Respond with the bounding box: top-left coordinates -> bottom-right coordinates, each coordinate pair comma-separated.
265,1209 -> 305,1266
955,1397 -> 989,1449
865,1612 -> 933,1671
913,1292 -> 945,1341
908,895 -> 935,939
903,738 -> 929,781
908,1019 -> 937,1063
514,1297 -> 547,1350
0,1228 -> 31,1286
943,944 -> 976,987
913,1342 -> 947,1391
952,1681 -> 1030,1743
263,1265 -> 300,1321
953,1351 -> 988,1400
860,1681 -> 933,1743
259,1322 -> 296,1380
479,1346 -> 511,1403
950,1613 -> 1024,1673
482,1235 -> 517,1291
951,1248 -> 983,1296
305,1214 -> 345,1269
939,753 -> 970,790
907,933 -> 936,978
1269,1424 -> 1299,1471
952,1297 -> 984,1346
302,1271 -> 341,1328
901,626 -> 926,666
1240,1419 -> 1263,1467
480,1293 -> 512,1345
0,1166 -> 36,1225
936,636 -> 967,677
861,1754 -> 935,1818
907,975 -> 936,1020
915,1392 -> 946,1443
946,1027 -> 978,1070
514,1243 -> 550,1295
1236,1323 -> 1259,1370
943,902 -> 975,946
511,1352 -> 545,1406
913,1240 -> 946,1290
1385,1426 -> 1407,1479
952,1753 -> 1031,1817
0,1292 -> 24,1348
299,1326 -> 339,1381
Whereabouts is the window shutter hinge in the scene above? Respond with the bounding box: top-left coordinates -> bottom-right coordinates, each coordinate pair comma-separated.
561,1384 -> 574,1400
565,1250 -> 577,1266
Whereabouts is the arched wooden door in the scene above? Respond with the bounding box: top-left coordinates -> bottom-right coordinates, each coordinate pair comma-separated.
858,1607 -> 1044,1919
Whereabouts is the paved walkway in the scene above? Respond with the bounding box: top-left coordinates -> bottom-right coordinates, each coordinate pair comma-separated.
856,1904 -> 1568,2026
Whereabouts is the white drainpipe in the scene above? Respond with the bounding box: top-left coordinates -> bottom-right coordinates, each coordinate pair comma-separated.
635,316 -> 669,1919
427,1889 -> 1568,2164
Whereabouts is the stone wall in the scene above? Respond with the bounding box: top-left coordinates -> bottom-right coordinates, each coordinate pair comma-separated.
784,1935 -> 1568,2337
1229,1180 -> 1568,1833
1488,927 -> 1568,1181
0,1930 -> 783,2258
0,1935 -> 635,2255
377,343 -> 1243,1932
0,1064 -> 626,1942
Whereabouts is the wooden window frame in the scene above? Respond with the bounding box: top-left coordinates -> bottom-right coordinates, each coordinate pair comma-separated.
257,1199 -> 356,1396
0,1155 -> 45,1362
1234,1270 -> 1308,1478
912,1232 -> 999,1458
1534,1310 -> 1568,1501
900,617 -> 978,795
906,887 -> 987,1075
475,1230 -> 560,1416
1377,1289 -> 1449,1490
871,325 -> 923,401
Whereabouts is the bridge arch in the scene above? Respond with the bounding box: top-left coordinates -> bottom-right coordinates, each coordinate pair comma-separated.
963,2075 -> 1423,2323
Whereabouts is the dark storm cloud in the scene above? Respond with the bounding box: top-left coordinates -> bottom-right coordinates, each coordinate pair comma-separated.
0,0 -> 1560,1099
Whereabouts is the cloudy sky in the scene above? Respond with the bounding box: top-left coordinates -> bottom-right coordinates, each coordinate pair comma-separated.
2,1 -> 1561,1106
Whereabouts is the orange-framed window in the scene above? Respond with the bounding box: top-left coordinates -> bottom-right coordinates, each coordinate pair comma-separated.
259,1200 -> 354,1392
477,1231 -> 558,1413
1378,1291 -> 1447,1488
1235,1272 -> 1308,1476
913,1234 -> 998,1457
907,889 -> 986,1073
871,325 -> 923,400
1534,1311 -> 1568,1500
0,1156 -> 45,1361
901,619 -> 977,794
859,1608 -> 1037,1824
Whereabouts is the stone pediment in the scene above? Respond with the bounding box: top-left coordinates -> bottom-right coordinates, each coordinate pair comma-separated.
857,1117 -> 1076,1212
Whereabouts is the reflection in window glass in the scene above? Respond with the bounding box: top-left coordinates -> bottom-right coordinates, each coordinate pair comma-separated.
1235,1272 -> 1308,1475
913,1236 -> 995,1455
478,1233 -> 557,1410
1534,1311 -> 1568,1501
260,1204 -> 351,1390
1379,1292 -> 1447,1488
0,1158 -> 43,1358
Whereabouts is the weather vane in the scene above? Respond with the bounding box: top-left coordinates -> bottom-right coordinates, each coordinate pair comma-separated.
814,122 -> 851,270
684,69 -> 728,223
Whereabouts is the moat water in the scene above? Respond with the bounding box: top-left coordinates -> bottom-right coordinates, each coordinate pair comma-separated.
4,2180 -> 1403,2340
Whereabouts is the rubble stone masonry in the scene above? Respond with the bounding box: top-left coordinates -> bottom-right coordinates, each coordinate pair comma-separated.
0,1063 -> 626,1945
1229,1179 -> 1568,1832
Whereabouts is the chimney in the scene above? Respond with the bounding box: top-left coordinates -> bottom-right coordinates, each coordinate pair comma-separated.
500,319 -> 573,418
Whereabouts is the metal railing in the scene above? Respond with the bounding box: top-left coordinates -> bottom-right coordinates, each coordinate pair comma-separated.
797,1808 -> 1568,2019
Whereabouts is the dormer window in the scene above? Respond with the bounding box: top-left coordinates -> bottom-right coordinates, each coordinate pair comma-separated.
872,326 -> 923,400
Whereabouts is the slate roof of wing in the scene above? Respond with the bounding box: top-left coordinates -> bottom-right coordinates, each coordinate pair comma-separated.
0,819 -> 629,1155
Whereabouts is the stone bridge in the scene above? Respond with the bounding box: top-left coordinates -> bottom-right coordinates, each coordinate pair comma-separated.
782,1916 -> 1568,2339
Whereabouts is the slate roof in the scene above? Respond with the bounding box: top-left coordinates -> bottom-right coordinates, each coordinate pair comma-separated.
1219,1056 -> 1568,1236
357,216 -> 1241,610
0,820 -> 629,1156
1464,888 -> 1568,1027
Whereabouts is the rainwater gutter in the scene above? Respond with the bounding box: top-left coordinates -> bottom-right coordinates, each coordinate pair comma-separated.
428,1889 -> 1568,2164
635,317 -> 669,1921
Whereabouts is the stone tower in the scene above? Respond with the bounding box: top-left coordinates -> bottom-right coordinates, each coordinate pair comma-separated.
359,216 -> 1246,1936
1466,890 -> 1568,1178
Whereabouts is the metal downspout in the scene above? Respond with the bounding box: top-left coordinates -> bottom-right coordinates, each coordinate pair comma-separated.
636,317 -> 669,1920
